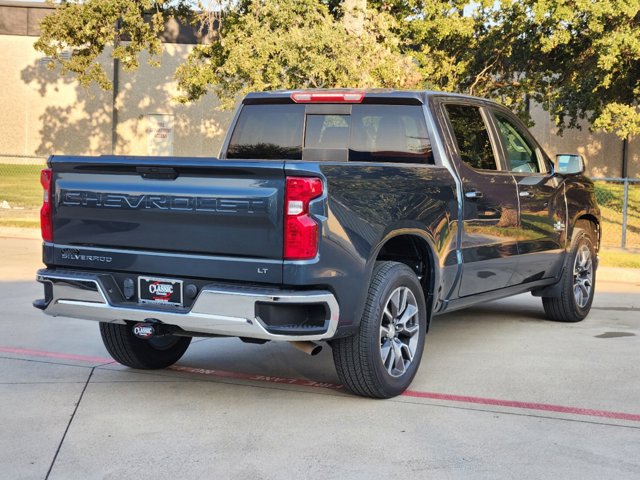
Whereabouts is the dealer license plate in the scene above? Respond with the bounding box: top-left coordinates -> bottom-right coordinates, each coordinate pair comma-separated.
138,276 -> 183,306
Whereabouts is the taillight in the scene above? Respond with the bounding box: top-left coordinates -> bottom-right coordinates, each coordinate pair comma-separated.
290,91 -> 365,103
40,168 -> 53,242
284,176 -> 323,260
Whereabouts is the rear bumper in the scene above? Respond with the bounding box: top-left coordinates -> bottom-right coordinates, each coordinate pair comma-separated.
35,269 -> 339,342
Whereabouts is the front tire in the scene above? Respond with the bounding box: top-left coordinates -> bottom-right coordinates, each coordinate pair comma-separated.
542,221 -> 597,322
332,261 -> 427,398
99,323 -> 191,369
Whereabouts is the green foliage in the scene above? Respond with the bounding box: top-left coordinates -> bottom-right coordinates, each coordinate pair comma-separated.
34,0 -> 640,137
467,0 -> 640,137
593,103 -> 640,139
175,0 -> 421,107
35,0 -> 191,89
371,1 -> 640,135
368,1 -> 477,92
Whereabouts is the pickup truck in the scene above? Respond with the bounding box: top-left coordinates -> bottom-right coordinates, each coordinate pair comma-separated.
34,90 -> 600,398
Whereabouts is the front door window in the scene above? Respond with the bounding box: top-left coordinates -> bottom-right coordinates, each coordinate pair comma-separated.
494,114 -> 541,173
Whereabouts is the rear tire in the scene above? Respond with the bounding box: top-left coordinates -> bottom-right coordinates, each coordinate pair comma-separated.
99,323 -> 191,369
332,261 -> 427,398
542,221 -> 597,322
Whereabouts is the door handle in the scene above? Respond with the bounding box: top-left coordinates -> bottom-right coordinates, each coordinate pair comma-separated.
519,190 -> 534,198
465,190 -> 483,199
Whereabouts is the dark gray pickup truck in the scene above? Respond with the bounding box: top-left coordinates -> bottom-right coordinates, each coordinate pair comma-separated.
34,90 -> 600,398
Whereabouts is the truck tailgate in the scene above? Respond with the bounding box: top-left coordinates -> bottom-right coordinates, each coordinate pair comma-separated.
48,156 -> 285,282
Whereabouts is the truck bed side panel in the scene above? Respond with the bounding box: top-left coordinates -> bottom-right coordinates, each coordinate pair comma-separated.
283,162 -> 458,332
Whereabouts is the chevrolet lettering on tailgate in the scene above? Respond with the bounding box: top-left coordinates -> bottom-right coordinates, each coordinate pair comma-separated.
60,190 -> 269,214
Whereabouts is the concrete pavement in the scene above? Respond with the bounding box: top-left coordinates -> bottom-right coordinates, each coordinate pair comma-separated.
1,237 -> 639,479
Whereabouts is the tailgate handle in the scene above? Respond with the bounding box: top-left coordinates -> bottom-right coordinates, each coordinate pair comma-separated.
136,166 -> 179,180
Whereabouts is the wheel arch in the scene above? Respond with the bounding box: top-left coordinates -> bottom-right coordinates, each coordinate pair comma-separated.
370,231 -> 439,328
534,214 -> 600,299
573,214 -> 600,251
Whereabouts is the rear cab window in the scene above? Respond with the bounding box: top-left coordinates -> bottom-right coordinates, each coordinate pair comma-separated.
227,103 -> 434,164
226,104 -> 305,159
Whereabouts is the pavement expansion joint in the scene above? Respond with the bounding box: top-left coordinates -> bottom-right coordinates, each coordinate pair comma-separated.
45,367 -> 95,480
0,354 -> 98,371
394,398 -> 640,431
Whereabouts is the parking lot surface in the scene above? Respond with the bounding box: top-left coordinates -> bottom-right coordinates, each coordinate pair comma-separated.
1,235 -> 639,479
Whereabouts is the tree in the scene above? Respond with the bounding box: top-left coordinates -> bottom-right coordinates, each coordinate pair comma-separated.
34,0 -> 639,138
460,0 -> 640,138
35,0 -> 421,109
35,0 -> 191,89
368,0 -> 639,137
367,1 -> 477,92
174,0 -> 421,107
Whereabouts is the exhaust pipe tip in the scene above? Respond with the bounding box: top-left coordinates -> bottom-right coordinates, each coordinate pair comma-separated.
290,341 -> 322,356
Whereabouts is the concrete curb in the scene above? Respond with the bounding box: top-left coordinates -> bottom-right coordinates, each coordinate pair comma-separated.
597,266 -> 640,283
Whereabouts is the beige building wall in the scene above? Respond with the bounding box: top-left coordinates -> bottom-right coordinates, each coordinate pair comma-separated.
528,101 -> 639,178
113,44 -> 233,158
0,35 -> 233,163
0,34 -> 113,162
631,140 -> 640,179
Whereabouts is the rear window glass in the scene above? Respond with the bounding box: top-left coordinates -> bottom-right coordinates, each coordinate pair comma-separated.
227,104 -> 304,159
305,115 -> 351,149
349,105 -> 433,163
227,103 -> 433,164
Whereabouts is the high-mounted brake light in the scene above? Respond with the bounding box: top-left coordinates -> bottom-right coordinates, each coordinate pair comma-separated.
290,91 -> 365,103
40,168 -> 53,242
284,177 -> 323,260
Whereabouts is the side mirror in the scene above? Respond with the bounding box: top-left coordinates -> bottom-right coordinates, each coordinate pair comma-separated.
555,154 -> 585,175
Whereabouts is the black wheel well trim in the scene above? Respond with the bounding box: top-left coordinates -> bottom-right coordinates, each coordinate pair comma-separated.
572,213 -> 601,251
367,230 -> 440,324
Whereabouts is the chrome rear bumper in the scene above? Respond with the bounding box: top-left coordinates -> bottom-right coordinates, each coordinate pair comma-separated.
35,269 -> 339,342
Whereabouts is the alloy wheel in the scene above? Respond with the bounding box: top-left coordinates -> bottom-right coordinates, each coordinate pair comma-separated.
573,244 -> 593,309
379,286 -> 420,377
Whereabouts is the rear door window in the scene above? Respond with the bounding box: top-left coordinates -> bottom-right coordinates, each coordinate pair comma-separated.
444,104 -> 498,170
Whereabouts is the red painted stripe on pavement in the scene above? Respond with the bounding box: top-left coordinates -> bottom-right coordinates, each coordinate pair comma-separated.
2,346 -> 639,422
0,347 -> 341,391
169,365 -> 343,390
402,390 -> 640,422
0,346 -> 112,364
